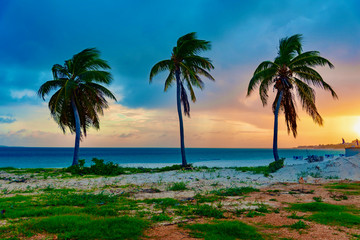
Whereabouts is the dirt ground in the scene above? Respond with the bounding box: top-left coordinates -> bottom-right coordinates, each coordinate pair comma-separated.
142,181 -> 360,240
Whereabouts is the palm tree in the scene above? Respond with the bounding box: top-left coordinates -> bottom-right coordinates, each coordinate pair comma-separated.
247,34 -> 337,161
149,32 -> 215,167
38,48 -> 117,166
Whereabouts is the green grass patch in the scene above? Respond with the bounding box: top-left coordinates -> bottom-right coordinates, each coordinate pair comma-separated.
184,220 -> 264,240
168,182 -> 187,191
288,220 -> 308,230
23,215 -> 148,240
44,192 -> 118,207
308,212 -> 360,227
194,194 -> 221,203
325,182 -> 360,190
246,211 -> 265,218
287,212 -> 304,219
194,204 -> 224,219
151,213 -> 172,222
212,187 -> 259,196
233,166 -> 269,175
289,202 -> 346,212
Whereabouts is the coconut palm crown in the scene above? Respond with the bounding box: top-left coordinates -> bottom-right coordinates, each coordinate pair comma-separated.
149,32 -> 214,166
38,48 -> 117,165
247,34 -> 337,161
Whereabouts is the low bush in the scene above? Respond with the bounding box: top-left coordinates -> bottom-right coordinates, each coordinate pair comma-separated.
185,220 -> 264,240
212,187 -> 259,196
268,158 -> 284,173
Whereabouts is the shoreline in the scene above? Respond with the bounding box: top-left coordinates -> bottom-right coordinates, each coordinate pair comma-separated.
0,155 -> 359,239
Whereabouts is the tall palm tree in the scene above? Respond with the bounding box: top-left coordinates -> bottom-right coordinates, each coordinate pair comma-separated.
38,48 -> 117,166
247,34 -> 337,161
150,32 -> 215,167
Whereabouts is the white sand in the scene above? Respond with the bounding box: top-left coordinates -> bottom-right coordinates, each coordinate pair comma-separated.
0,154 -> 359,193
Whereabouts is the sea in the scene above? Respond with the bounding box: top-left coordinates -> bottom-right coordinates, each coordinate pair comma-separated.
0,147 -> 345,169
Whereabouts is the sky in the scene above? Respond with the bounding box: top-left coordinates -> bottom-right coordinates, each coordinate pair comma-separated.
0,0 -> 359,148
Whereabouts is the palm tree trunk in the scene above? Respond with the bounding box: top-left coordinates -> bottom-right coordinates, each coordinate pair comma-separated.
273,90 -> 283,162
71,97 -> 81,166
175,70 -> 188,167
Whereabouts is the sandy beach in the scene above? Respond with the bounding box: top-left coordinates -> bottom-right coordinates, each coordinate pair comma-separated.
0,155 -> 360,239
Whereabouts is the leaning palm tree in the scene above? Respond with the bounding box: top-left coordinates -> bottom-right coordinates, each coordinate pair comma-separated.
38,48 -> 117,166
247,34 -> 337,161
150,32 -> 215,167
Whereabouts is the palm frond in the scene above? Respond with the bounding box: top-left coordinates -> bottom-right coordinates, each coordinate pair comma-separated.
180,81 -> 190,117
294,78 -> 323,125
164,71 -> 175,91
149,60 -> 172,82
290,51 -> 334,69
248,67 -> 277,96
38,79 -> 65,100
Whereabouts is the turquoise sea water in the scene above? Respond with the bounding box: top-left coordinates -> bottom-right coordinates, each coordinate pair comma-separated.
0,147 -> 344,168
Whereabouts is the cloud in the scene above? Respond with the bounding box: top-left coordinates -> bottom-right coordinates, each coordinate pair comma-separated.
0,116 -> 16,124
10,89 -> 36,99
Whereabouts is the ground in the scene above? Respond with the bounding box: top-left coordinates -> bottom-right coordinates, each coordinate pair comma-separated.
0,166 -> 359,240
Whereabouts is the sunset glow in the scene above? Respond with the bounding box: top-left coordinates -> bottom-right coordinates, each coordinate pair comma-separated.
0,1 -> 359,148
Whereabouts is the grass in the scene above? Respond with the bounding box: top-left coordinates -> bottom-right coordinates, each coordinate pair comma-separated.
194,204 -> 224,219
233,166 -> 269,175
308,212 -> 360,227
288,220 -> 308,230
289,202 -> 346,212
23,215 -> 148,239
325,182 -> 360,190
184,220 -> 264,240
194,194 -> 221,203
312,196 -> 323,202
151,213 -> 172,222
246,211 -> 265,218
211,187 -> 259,196
167,182 -> 187,191
287,212 -> 304,219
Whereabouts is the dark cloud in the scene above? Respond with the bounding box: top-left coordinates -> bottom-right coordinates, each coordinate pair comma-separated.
0,116 -> 16,124
0,0 -> 359,110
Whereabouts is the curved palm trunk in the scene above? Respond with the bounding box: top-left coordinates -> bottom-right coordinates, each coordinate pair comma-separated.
273,90 -> 283,162
175,70 -> 188,167
71,97 -> 81,166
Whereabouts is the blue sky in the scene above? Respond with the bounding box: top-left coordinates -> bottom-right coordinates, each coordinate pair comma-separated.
0,0 -> 360,147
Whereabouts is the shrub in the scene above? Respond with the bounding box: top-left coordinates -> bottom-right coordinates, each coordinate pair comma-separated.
168,182 -> 187,191
185,221 -> 264,240
212,187 -> 259,196
268,158 -> 284,173
194,204 -> 224,219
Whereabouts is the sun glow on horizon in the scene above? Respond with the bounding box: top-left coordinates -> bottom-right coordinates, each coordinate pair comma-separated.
353,120 -> 360,137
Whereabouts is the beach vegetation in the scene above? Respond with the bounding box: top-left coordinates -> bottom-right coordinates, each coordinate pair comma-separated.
194,194 -> 221,203
325,182 -> 360,190
233,159 -> 284,176
312,196 -> 323,202
256,204 -> 270,213
288,220 -> 309,230
211,186 -> 259,196
268,158 -> 284,172
149,32 -> 215,167
22,215 -> 148,240
184,220 -> 264,240
247,34 -> 337,161
168,181 -> 188,191
64,158 -> 188,176
38,48 -> 117,166
308,212 -> 360,227
194,204 -> 224,219
289,202 -> 346,212
151,213 -> 172,222
143,198 -> 179,213
287,212 -> 304,219
246,211 -> 265,218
